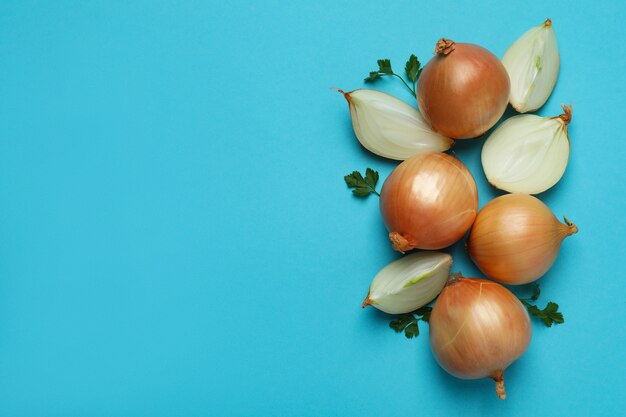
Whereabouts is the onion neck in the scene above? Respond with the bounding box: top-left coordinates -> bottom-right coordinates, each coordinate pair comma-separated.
563,217 -> 579,236
361,293 -> 372,309
544,18 -> 552,27
434,38 -> 456,56
331,87 -> 351,103
491,370 -> 507,400
557,104 -> 573,125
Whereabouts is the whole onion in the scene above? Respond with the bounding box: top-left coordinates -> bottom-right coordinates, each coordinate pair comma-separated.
380,152 -> 478,252
417,38 -> 510,139
429,275 -> 532,399
467,194 -> 578,284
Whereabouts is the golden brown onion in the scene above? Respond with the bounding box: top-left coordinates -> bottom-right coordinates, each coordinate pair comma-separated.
467,194 -> 578,284
417,38 -> 510,139
429,275 -> 532,399
380,153 -> 478,252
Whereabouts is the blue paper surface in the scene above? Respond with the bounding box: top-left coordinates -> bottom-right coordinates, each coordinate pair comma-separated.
0,1 -> 624,415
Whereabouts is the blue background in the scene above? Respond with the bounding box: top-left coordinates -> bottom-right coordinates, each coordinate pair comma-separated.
0,1 -> 624,415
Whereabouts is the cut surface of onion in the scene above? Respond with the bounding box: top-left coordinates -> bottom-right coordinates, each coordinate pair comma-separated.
338,89 -> 453,160
481,104 -> 571,194
362,251 -> 452,314
502,19 -> 559,113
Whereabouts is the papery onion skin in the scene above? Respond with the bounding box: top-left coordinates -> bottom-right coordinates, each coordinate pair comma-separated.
467,194 -> 578,285
380,153 -> 478,252
417,39 -> 510,139
430,276 -> 532,400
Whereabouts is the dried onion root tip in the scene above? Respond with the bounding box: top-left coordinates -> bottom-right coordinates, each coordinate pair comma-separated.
389,232 -> 416,253
492,370 -> 507,400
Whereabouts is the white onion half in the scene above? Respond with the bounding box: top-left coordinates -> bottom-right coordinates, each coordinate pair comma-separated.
502,19 -> 559,113
362,251 -> 452,314
340,89 -> 453,160
481,105 -> 571,195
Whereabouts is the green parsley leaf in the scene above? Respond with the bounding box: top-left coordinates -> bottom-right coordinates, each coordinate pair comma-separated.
364,168 -> 379,189
518,284 -> 564,327
377,59 -> 393,74
362,57 -> 419,96
530,283 -> 541,301
352,187 -> 374,197
414,306 -> 432,315
388,307 -> 432,339
413,306 -> 432,323
344,169 -> 380,197
389,314 -> 414,333
527,302 -> 564,327
405,54 -> 422,83
544,301 -> 559,313
344,171 -> 364,187
364,71 -> 381,82
404,322 -> 419,338
389,314 -> 420,339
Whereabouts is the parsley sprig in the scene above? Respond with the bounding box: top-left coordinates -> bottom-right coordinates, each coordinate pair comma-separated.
344,168 -> 379,197
519,284 -> 564,327
364,55 -> 422,96
389,307 -> 432,339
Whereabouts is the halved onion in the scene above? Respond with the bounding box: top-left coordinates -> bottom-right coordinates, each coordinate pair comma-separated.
502,19 -> 559,113
338,89 -> 453,160
362,251 -> 453,314
481,105 -> 571,194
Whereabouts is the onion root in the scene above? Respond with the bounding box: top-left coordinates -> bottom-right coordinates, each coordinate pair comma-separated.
388,232 -> 416,253
491,370 -> 507,400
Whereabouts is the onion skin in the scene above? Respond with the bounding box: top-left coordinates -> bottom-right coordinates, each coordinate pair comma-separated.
467,194 -> 578,284
417,39 -> 510,139
380,153 -> 478,252
429,276 -> 532,399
